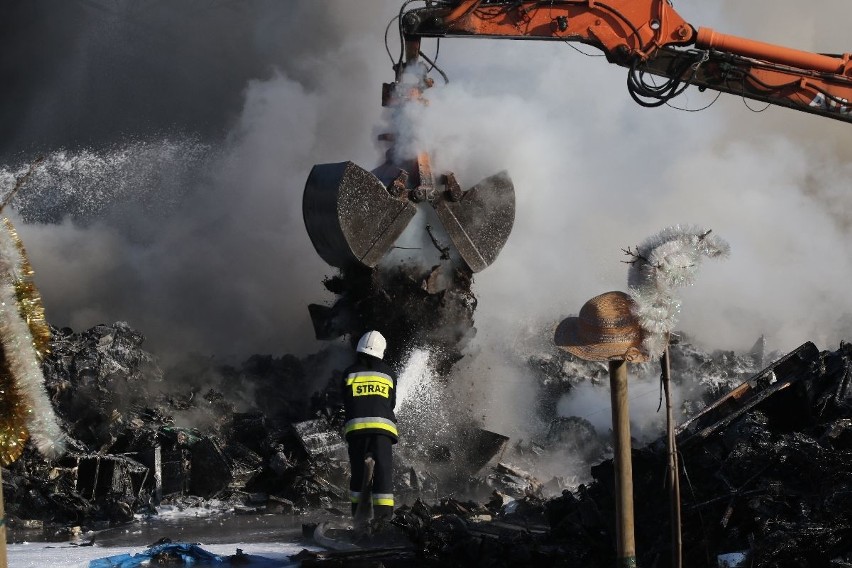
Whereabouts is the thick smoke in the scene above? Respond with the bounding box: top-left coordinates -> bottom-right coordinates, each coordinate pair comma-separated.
399,1 -> 852,356
1,0 -> 399,362
389,0 -> 852,442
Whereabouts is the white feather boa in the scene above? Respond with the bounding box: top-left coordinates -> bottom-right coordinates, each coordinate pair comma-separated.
0,219 -> 65,459
627,225 -> 730,360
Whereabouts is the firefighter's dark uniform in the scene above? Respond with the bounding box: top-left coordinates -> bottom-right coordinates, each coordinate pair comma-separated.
341,352 -> 398,519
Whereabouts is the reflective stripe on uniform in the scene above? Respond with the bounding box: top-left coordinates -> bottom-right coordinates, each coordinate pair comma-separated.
372,493 -> 394,506
346,372 -> 394,398
345,372 -> 394,388
344,417 -> 398,437
350,490 -> 362,503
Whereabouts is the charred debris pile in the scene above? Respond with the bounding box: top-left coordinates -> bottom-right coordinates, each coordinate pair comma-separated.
300,340 -> 852,568
4,321 -> 351,531
1,261 -> 478,535
3,260 -> 852,567
2,261 -> 478,533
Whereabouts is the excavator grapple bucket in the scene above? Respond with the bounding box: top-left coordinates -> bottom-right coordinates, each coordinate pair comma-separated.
303,161 -> 416,269
431,171 -> 515,273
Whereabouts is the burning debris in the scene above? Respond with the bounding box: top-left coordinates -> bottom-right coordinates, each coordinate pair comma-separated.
3,4 -> 852,568
309,262 -> 478,377
0,201 -> 848,568
0,273 -> 850,568
3,321 -> 346,532
294,340 -> 852,567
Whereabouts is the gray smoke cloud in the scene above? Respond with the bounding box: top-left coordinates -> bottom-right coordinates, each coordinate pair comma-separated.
1,0 -> 400,362
390,0 -> 852,442
2,0 -> 851,383
402,0 -> 852,357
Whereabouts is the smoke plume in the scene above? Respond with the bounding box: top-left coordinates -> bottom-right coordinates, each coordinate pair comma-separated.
1,0 -> 399,362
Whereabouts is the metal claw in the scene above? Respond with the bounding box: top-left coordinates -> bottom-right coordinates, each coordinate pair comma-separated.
430,171 -> 515,273
303,161 -> 417,270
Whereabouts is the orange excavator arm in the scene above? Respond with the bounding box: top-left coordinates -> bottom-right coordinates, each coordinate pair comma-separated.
398,0 -> 852,121
302,0 -> 852,289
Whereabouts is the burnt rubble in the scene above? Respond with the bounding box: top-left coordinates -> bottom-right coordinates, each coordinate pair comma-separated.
2,258 -> 484,538
3,322 -> 349,533
1,313 -> 504,535
297,340 -> 852,567
309,262 -> 477,377
3,257 -> 852,567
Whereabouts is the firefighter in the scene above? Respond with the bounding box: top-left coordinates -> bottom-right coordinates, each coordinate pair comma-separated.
341,330 -> 398,521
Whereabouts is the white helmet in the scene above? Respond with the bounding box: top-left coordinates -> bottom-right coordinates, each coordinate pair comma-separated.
356,330 -> 387,359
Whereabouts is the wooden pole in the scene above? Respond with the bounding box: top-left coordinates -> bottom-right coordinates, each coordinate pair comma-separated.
609,359 -> 636,568
662,347 -> 683,568
0,467 -> 7,568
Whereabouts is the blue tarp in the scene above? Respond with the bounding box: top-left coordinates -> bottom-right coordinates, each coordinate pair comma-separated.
88,542 -> 294,567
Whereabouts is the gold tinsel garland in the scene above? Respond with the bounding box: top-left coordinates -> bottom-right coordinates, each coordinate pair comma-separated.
0,348 -> 29,466
0,217 -> 64,465
5,219 -> 52,358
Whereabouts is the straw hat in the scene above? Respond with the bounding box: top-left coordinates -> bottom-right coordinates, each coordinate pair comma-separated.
554,291 -> 648,362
